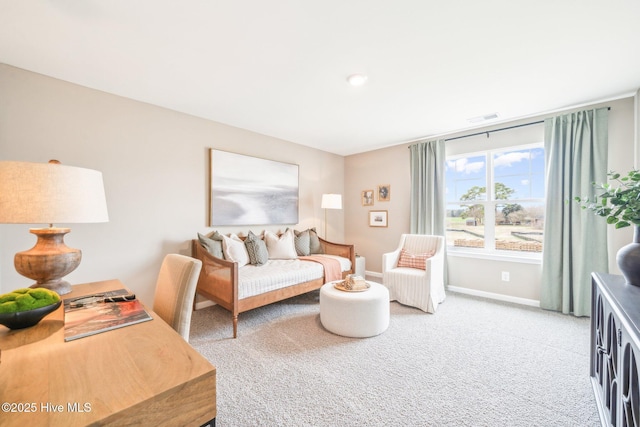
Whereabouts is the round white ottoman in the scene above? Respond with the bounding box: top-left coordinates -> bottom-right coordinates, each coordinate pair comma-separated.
319,280 -> 390,338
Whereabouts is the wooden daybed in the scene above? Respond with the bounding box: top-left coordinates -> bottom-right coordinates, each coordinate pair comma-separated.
192,237 -> 355,338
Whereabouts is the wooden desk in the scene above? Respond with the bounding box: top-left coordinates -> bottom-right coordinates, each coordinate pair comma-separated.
0,280 -> 216,427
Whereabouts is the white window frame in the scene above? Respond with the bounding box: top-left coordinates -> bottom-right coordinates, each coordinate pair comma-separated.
445,142 -> 544,264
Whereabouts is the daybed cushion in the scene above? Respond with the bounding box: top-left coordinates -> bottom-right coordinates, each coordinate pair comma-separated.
238,259 -> 323,299
234,255 -> 352,299
319,254 -> 352,272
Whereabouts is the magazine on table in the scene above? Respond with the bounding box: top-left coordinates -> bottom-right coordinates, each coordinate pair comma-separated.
63,288 -> 152,341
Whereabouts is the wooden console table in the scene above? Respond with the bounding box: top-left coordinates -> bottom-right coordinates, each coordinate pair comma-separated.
0,279 -> 216,427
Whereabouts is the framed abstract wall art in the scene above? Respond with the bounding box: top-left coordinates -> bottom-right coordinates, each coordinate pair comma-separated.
209,149 -> 299,226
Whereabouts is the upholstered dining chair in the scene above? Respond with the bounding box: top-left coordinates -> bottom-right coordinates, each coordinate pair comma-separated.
382,234 -> 445,313
153,254 -> 202,342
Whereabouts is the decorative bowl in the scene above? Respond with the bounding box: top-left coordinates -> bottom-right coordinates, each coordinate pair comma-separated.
0,300 -> 62,329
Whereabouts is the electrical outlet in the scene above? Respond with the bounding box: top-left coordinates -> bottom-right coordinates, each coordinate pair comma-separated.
501,271 -> 510,282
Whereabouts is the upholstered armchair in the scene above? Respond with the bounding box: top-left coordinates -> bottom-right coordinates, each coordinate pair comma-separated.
382,234 -> 445,313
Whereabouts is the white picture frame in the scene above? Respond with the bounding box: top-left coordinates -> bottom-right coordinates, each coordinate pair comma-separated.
369,210 -> 388,227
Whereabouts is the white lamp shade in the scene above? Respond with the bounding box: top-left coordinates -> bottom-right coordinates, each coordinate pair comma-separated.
0,161 -> 109,224
321,194 -> 342,210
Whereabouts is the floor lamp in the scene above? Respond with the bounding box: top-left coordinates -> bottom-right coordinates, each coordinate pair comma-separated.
321,193 -> 342,241
0,160 -> 109,295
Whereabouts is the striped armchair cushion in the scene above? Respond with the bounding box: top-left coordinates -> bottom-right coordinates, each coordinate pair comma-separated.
396,248 -> 434,270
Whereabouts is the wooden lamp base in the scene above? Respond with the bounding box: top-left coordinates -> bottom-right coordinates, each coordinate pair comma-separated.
13,228 -> 82,295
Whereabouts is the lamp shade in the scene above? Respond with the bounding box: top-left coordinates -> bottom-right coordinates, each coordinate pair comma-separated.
321,194 -> 342,210
0,161 -> 109,224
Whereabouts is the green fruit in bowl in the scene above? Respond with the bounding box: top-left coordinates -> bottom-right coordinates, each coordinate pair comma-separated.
0,288 -> 61,314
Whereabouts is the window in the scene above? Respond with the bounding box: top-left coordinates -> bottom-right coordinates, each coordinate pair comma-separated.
445,144 -> 545,256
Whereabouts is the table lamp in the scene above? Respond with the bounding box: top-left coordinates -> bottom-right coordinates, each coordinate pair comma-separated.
0,160 -> 109,295
321,193 -> 342,241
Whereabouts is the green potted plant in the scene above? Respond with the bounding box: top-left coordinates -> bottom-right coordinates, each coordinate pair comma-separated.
575,169 -> 640,285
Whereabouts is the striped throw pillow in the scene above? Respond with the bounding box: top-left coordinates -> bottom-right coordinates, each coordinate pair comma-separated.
397,248 -> 434,270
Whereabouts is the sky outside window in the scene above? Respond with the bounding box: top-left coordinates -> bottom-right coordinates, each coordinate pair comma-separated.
446,155 -> 486,202
493,148 -> 545,200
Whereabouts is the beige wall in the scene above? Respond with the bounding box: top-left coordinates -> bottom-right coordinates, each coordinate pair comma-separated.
1,62 -> 636,307
0,64 -> 344,305
344,145 -> 411,269
345,96 -> 636,303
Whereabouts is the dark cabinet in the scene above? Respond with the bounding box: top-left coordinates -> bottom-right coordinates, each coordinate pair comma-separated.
591,272 -> 640,426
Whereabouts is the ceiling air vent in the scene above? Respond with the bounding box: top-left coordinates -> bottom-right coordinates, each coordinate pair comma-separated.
468,113 -> 499,123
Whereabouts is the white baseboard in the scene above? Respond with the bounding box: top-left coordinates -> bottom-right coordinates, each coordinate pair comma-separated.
194,299 -> 215,310
447,285 -> 540,308
366,271 -> 538,308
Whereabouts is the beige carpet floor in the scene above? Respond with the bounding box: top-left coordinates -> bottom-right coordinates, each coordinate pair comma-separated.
190,291 -> 600,427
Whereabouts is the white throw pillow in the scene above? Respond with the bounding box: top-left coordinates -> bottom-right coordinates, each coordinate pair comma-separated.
221,234 -> 250,267
264,229 -> 298,259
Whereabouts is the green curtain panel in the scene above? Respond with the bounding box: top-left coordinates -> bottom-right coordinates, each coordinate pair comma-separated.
409,139 -> 446,236
541,107 -> 609,316
409,139 -> 447,284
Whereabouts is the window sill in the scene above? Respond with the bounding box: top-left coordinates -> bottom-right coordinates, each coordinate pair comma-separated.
447,248 -> 542,264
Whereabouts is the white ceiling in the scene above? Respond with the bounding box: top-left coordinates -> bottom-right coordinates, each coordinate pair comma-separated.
1,1 -> 639,156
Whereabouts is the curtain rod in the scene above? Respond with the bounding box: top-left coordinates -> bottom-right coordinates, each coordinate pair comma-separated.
409,106 -> 611,145
444,120 -> 544,141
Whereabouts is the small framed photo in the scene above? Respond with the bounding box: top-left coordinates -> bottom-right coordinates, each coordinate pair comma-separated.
378,185 -> 390,201
369,210 -> 388,227
361,189 -> 374,206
